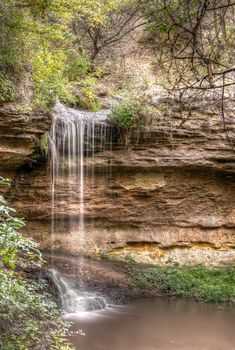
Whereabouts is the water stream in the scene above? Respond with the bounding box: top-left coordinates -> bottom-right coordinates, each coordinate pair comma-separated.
50,269 -> 107,314
50,103 -> 112,311
50,102 -> 111,247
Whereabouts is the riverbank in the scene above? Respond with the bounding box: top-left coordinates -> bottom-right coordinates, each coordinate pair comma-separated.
45,253 -> 235,305
128,265 -> 235,304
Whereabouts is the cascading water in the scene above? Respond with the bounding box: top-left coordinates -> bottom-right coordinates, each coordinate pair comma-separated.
49,102 -> 112,314
50,269 -> 107,314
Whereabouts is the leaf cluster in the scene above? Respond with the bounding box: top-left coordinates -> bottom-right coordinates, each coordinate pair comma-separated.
0,177 -> 74,350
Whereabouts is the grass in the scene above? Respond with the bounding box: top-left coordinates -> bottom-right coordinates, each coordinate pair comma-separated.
128,266 -> 235,304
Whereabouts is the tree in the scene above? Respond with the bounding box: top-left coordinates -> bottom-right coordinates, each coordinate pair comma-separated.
140,0 -> 235,145
71,0 -> 146,61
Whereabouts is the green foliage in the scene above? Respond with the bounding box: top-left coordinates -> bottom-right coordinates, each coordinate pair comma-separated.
33,49 -> 76,110
0,0 -> 138,110
0,2 -> 28,77
109,97 -> 148,146
66,54 -> 92,81
0,73 -> 17,103
0,0 -> 95,109
0,271 -> 73,350
0,177 -> 74,350
76,76 -> 101,111
73,0 -> 121,27
129,266 -> 235,304
66,52 -> 102,110
24,134 -> 49,169
0,0 -> 139,110
110,98 -> 147,130
0,193 -> 41,270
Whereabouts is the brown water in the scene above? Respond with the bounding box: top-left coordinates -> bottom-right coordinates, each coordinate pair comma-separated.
65,298 -> 235,350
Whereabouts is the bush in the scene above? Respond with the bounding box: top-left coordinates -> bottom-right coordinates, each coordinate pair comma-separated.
0,177 -> 74,350
129,266 -> 235,304
110,98 -> 147,129
110,98 -> 148,145
33,49 -> 101,111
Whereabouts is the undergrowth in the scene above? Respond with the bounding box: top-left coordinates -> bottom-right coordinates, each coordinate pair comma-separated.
0,177 -> 74,350
128,266 -> 235,304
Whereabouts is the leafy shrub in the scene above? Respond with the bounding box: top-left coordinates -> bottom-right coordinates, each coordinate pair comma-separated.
33,49 -> 101,111
110,98 -> 148,146
0,1 -> 112,111
110,98 -> 147,129
0,177 -> 74,350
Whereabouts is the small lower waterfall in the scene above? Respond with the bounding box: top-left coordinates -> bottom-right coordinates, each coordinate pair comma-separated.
49,103 -> 112,313
50,269 -> 107,314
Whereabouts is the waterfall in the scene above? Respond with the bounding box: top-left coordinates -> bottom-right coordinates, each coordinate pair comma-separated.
49,102 -> 112,313
50,103 -> 112,252
50,269 -> 107,314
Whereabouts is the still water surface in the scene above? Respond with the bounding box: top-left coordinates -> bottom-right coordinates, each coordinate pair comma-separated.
65,298 -> 235,350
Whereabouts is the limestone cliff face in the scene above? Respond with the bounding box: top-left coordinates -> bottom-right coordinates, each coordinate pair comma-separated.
0,102 -> 51,243
0,103 -> 51,171
2,100 -> 235,267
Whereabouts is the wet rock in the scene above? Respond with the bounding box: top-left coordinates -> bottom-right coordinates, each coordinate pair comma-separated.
46,253 -> 136,303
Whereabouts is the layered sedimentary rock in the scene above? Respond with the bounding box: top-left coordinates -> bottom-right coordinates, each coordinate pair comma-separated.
2,99 -> 235,266
0,103 -> 51,170
20,166 -> 235,266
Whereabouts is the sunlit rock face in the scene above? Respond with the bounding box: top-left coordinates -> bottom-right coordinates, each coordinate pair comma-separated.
19,167 -> 235,266
4,101 -> 235,267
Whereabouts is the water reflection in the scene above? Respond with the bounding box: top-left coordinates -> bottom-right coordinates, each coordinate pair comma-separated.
67,298 -> 235,350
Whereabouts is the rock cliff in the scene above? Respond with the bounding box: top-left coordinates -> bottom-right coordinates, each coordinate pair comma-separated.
1,99 -> 235,266
0,103 -> 51,170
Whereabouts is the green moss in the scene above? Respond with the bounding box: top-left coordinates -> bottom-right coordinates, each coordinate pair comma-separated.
23,133 -> 49,170
128,266 -> 235,304
39,133 -> 49,158
32,133 -> 49,164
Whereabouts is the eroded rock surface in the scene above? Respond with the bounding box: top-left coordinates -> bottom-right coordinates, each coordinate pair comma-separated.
2,101 -> 235,267
0,103 -> 51,170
